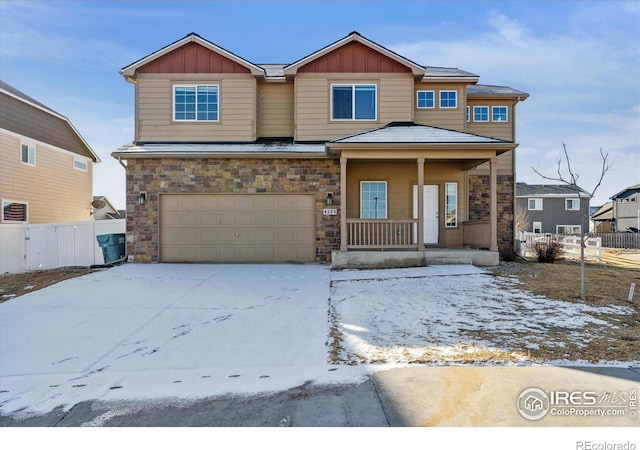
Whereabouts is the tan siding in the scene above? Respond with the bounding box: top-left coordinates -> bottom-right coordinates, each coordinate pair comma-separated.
345,161 -> 466,247
413,83 -> 466,131
136,73 -> 256,142
294,73 -> 413,141
0,130 -> 93,223
465,99 -> 514,141
257,83 -> 294,138
469,150 -> 514,175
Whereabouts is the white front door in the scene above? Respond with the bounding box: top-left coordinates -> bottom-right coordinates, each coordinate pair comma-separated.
413,185 -> 439,244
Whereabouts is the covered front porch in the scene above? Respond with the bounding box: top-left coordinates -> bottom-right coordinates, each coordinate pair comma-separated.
326,123 -> 516,267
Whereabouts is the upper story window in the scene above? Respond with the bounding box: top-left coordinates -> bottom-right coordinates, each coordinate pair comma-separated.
565,198 -> 580,210
174,85 -> 219,121
492,106 -> 508,122
528,198 -> 543,210
2,200 -> 28,222
466,106 -> 470,122
21,143 -> 35,165
439,90 -> 457,108
332,84 -> 377,120
74,157 -> 88,171
360,181 -> 387,219
416,90 -> 434,109
473,106 -> 489,122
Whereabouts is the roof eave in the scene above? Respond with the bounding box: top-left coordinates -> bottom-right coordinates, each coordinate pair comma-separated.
111,150 -> 328,160
422,76 -> 480,83
468,92 -> 530,101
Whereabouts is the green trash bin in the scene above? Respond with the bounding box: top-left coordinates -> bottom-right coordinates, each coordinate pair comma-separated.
96,233 -> 126,264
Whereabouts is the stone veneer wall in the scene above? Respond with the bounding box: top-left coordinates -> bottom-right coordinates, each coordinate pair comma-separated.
126,157 -> 340,262
468,174 -> 514,255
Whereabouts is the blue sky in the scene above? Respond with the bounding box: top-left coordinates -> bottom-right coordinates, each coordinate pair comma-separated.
1,0 -> 638,209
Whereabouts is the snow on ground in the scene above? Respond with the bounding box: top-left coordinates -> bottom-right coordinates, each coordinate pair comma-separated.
1,263 -> 636,419
330,266 -> 636,363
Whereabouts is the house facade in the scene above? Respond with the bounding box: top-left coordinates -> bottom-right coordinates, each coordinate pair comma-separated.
112,32 -> 528,265
610,184 -> 640,232
0,80 -> 99,224
516,182 -> 590,235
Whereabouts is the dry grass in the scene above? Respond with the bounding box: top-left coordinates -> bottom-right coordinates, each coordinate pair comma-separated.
0,268 -> 92,303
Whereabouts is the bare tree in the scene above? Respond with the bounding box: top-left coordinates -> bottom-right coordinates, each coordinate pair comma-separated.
515,204 -> 530,234
532,143 -> 612,300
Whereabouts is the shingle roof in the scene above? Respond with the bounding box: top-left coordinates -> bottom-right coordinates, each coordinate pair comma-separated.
423,66 -> 478,78
330,122 -> 511,144
112,142 -> 326,158
610,184 -> 640,199
516,182 -> 590,197
468,84 -> 529,96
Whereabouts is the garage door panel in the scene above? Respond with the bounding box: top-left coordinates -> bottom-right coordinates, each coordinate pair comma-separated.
160,194 -> 315,262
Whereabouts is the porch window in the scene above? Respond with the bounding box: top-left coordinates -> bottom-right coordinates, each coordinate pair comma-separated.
332,84 -> 376,120
417,90 -> 434,108
360,181 -> 387,219
528,198 -> 543,210
2,200 -> 28,222
445,183 -> 457,228
174,85 -> 219,121
565,198 -> 580,210
439,90 -> 457,108
21,143 -> 35,165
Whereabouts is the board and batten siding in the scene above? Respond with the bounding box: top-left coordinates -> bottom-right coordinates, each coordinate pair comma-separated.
0,131 -> 92,223
413,83 -> 467,132
135,73 -> 257,142
257,83 -> 294,138
294,73 -> 414,142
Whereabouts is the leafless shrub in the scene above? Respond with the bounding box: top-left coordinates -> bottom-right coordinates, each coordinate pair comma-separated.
531,238 -> 564,263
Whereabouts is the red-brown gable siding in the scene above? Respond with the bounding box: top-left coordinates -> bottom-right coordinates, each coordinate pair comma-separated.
137,42 -> 251,74
298,41 -> 412,73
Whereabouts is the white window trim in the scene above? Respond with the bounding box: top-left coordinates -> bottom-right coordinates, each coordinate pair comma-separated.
439,90 -> 457,109
473,106 -> 489,122
360,181 -> 387,219
491,106 -> 508,122
1,199 -> 28,223
416,90 -> 435,109
528,198 -> 543,211
330,83 -> 378,121
556,225 -> 581,235
173,84 -> 220,122
532,221 -> 542,233
565,198 -> 580,211
445,182 -> 457,228
20,141 -> 36,166
73,157 -> 88,171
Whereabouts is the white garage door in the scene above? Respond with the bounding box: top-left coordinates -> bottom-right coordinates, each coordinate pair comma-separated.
160,194 -> 316,262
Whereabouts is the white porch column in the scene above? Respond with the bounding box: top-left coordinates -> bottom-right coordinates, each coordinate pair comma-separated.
490,156 -> 498,252
340,157 -> 348,252
417,158 -> 425,251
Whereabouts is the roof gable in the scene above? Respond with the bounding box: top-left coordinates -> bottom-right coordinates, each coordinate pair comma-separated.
284,32 -> 425,77
610,184 -> 640,199
516,182 -> 590,197
120,33 -> 265,81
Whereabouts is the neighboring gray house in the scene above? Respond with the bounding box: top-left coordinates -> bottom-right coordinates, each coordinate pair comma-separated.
516,182 -> 590,234
610,184 -> 640,232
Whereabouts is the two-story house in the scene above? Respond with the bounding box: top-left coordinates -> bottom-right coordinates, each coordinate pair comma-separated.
516,182 -> 590,235
112,32 -> 529,266
610,184 -> 640,232
1,80 -> 99,224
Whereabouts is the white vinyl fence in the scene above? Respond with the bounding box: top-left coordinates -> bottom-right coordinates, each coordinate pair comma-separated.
0,219 -> 125,274
517,232 -> 602,262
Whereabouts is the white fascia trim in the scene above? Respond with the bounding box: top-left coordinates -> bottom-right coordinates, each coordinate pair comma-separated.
1,128 -> 97,164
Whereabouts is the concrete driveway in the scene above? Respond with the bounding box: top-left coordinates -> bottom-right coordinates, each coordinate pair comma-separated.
1,263 -> 639,429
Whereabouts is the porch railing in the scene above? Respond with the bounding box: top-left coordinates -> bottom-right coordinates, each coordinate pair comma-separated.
347,219 -> 418,249
462,220 -> 491,249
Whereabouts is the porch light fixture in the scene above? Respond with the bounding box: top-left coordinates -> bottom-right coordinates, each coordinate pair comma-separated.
139,191 -> 147,205
326,192 -> 333,205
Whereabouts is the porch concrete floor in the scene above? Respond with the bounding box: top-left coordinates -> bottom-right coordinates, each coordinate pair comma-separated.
331,248 -> 499,269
